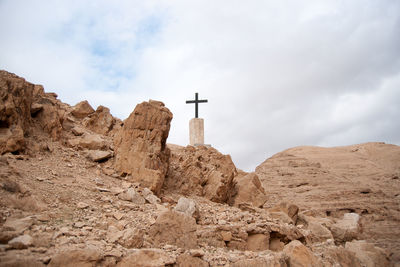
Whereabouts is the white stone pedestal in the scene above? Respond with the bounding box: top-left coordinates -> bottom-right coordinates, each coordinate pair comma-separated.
189,118 -> 204,146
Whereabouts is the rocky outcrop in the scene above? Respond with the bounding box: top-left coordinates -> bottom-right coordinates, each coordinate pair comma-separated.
0,71 -> 35,153
83,105 -> 117,136
165,145 -> 237,203
114,100 -> 172,195
71,100 -> 95,119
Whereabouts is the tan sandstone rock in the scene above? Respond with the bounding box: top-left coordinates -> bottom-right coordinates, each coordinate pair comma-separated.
114,100 -> 172,195
48,248 -> 103,267
345,240 -> 391,267
283,240 -> 321,267
165,144 -> 237,203
149,210 -> 197,249
83,105 -> 116,135
71,100 -> 95,119
117,249 -> 175,267
329,213 -> 360,243
246,233 -> 270,251
229,172 -> 268,208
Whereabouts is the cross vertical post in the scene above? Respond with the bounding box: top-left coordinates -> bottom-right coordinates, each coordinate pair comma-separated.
186,92 -> 208,118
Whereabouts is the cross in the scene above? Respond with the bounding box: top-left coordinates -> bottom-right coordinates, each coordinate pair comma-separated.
186,92 -> 208,118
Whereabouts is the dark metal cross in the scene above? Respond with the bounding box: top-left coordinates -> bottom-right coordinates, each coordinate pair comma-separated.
186,92 -> 208,118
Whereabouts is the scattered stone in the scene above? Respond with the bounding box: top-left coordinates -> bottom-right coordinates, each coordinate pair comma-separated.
8,234 -> 33,249
113,212 -> 124,220
118,188 -> 146,204
77,202 -> 89,209
86,150 -> 112,162
118,228 -> 144,249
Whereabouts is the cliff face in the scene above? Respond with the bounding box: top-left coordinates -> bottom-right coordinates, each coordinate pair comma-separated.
256,142 -> 400,262
0,70 -> 398,266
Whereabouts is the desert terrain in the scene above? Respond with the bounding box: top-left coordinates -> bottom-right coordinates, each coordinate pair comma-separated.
0,70 -> 399,266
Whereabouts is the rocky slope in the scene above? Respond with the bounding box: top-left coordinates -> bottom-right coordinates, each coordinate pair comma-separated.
0,70 -> 397,266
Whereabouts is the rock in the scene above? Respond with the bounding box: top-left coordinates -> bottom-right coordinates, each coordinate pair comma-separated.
67,133 -> 108,150
3,216 -> 34,233
71,100 -> 95,118
113,212 -> 124,220
149,210 -> 197,249
117,249 -> 175,267
83,105 -> 116,135
345,240 -> 391,267
329,213 -> 360,243
118,228 -> 144,248
283,240 -> 321,267
8,234 -> 33,249
0,254 -> 45,266
142,187 -> 161,204
321,247 -> 361,267
165,145 -> 237,203
0,71 -> 33,153
48,248 -> 103,267
174,197 -> 199,220
118,188 -> 146,204
246,233 -> 269,252
298,214 -> 333,244
229,172 -> 268,208
86,150 -> 112,162
220,231 -> 232,242
268,202 -> 299,224
176,254 -> 209,267
77,202 -> 89,209
114,100 -> 173,195
231,254 -> 288,267
71,126 -> 85,136
268,211 -> 294,225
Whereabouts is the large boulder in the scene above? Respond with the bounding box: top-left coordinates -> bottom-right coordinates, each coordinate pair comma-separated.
117,249 -> 175,267
329,213 -> 360,243
229,172 -> 267,208
48,248 -> 103,267
165,144 -> 237,203
345,240 -> 391,267
114,100 -> 172,195
148,210 -> 197,249
71,100 -> 95,119
283,240 -> 321,266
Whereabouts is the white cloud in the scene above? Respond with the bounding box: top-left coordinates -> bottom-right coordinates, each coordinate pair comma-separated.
1,0 -> 399,171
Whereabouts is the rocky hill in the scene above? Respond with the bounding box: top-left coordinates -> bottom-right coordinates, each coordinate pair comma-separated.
0,70 -> 398,266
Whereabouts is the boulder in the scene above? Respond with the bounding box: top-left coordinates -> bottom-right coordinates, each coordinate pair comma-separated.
174,197 -> 199,220
329,213 -> 360,243
71,100 -> 95,119
114,100 -> 172,195
246,233 -> 269,252
118,228 -> 144,248
149,210 -> 197,249
117,249 -> 175,267
86,150 -> 112,162
176,254 -> 209,267
268,202 -> 299,224
297,214 -> 333,244
283,240 -> 321,267
231,254 -> 288,267
229,172 -> 267,208
8,234 -> 33,249
165,145 -> 237,203
48,248 -> 103,267
67,133 -> 108,150
345,240 -> 391,267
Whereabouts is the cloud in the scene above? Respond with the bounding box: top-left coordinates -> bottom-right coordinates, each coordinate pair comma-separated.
1,0 -> 399,171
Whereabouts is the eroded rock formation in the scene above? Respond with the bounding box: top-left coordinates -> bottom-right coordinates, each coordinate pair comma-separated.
114,100 -> 172,195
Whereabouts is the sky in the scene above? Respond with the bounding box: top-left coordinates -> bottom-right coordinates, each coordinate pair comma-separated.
1,0 -> 399,171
